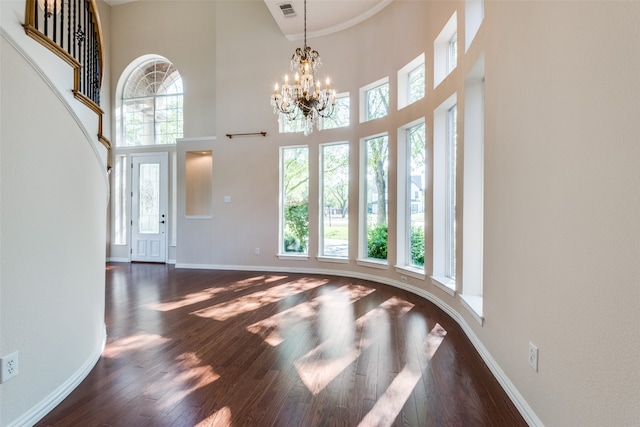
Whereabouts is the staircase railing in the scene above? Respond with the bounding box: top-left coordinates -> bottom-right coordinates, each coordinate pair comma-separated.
23,0 -> 111,168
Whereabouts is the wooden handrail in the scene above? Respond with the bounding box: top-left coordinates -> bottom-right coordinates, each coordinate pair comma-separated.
23,0 -> 111,161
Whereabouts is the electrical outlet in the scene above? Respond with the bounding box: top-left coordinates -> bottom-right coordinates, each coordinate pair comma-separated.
1,351 -> 19,383
254,247 -> 260,255
528,342 -> 538,372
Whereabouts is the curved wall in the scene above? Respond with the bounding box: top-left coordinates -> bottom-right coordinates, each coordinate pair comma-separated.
108,1 -> 640,426
0,24 -> 108,427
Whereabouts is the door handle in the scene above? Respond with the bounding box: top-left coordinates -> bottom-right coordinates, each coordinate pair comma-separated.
159,220 -> 165,224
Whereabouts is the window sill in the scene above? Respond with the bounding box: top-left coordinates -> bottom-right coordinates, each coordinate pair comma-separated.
356,258 -> 389,270
431,276 -> 456,297
460,294 -> 484,326
317,256 -> 349,264
395,265 -> 425,280
277,253 -> 310,261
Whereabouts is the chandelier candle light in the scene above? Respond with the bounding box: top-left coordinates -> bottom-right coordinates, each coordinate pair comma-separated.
271,0 -> 336,135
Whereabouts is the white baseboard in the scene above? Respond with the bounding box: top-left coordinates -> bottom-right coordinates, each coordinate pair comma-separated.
8,325 -> 107,427
106,257 -> 129,263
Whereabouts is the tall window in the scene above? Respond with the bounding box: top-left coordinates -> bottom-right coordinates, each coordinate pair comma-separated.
445,105 -> 458,279
320,143 -> 350,258
433,94 -> 457,294
281,146 -> 309,254
361,78 -> 389,122
407,123 -> 426,268
362,135 -> 389,261
113,154 -> 127,245
121,59 -> 183,146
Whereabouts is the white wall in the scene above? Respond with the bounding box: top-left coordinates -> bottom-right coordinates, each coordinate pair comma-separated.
0,1 -> 110,425
106,1 -> 640,426
0,37 -> 108,427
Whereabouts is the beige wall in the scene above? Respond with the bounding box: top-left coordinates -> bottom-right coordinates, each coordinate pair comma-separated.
107,1 -> 640,426
482,2 -> 640,425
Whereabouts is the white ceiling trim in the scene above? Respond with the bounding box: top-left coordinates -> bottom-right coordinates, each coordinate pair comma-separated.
264,0 -> 394,41
281,0 -> 394,42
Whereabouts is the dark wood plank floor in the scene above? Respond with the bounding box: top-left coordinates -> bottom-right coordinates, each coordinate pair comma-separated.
37,263 -> 527,427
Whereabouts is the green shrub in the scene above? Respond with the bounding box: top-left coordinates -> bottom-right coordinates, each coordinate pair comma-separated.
284,203 -> 308,252
411,226 -> 425,266
367,224 -> 388,259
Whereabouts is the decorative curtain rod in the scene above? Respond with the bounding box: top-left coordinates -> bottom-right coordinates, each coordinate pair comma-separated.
226,132 -> 267,139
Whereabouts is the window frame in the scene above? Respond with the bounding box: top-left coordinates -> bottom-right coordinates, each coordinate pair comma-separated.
360,77 -> 390,123
445,104 -> 457,280
432,94 -> 457,295
395,119 -> 427,279
278,145 -> 310,259
433,12 -> 458,88
357,133 -> 390,268
397,54 -> 425,110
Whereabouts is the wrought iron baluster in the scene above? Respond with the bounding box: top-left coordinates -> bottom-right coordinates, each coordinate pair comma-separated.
67,0 -> 72,54
43,0 -> 49,36
72,0 -> 76,58
60,0 -> 64,51
52,0 -> 58,43
83,1 -> 88,96
34,0 -> 40,30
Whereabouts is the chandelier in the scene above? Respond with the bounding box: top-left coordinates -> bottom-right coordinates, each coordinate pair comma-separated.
271,0 -> 336,135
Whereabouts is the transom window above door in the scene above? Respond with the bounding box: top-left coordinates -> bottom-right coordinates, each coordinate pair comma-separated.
120,58 -> 184,147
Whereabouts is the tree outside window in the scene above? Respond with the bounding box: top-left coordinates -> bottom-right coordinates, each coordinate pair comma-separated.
365,135 -> 389,260
408,123 -> 426,267
321,143 -> 349,257
282,146 -> 309,253
366,83 -> 389,121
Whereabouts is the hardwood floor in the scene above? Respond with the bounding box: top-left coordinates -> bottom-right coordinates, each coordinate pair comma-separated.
37,263 -> 527,426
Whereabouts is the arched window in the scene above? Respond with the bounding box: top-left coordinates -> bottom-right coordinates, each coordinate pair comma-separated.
121,58 -> 183,146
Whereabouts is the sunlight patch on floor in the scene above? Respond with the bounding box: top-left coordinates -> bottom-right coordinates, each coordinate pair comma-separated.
358,324 -> 447,426
196,406 -> 232,426
102,333 -> 171,358
146,274 -> 287,312
152,352 -> 220,410
295,296 -> 414,395
246,284 -> 375,346
190,278 -> 327,321
358,364 -> 423,427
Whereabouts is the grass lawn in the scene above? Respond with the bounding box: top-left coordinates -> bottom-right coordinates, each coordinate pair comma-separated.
323,217 -> 349,240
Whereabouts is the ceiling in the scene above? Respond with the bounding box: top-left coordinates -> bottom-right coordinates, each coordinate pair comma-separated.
263,0 -> 394,41
104,0 -> 393,41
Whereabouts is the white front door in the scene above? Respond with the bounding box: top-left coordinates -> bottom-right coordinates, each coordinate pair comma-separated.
131,153 -> 168,263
